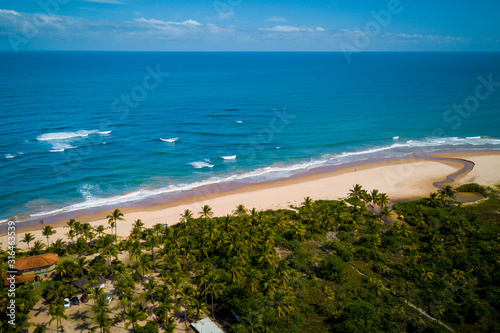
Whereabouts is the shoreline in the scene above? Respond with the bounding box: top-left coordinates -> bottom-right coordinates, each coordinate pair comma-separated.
2,150 -> 499,249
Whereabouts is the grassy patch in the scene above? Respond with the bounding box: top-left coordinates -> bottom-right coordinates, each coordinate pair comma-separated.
469,187 -> 500,224
59,253 -> 78,262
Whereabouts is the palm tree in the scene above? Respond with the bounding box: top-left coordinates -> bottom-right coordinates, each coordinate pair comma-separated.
425,192 -> 443,208
132,219 -> 145,231
42,226 -> 56,251
75,257 -> 90,278
348,184 -> 364,201
136,253 -> 153,279
403,281 -> 412,305
124,302 -> 148,331
451,269 -> 465,282
66,218 -> 77,233
55,260 -> 75,281
368,278 -> 385,297
33,324 -> 47,333
291,223 -> 306,241
142,277 -> 158,305
80,222 -> 93,242
421,269 -> 434,282
233,204 -> 248,218
106,208 -> 125,239
257,243 -> 276,268
179,209 -> 193,224
224,258 -> 246,283
369,189 -> 379,213
268,291 -> 296,317
242,310 -> 264,332
60,284 -> 78,299
31,240 -> 46,255
51,238 -> 66,255
199,204 -> 214,220
154,287 -> 176,330
92,311 -> 112,333
145,234 -> 160,271
153,223 -> 165,237
203,271 -> 226,321
176,284 -> 196,330
48,302 -> 68,333
380,206 -> 391,223
377,193 -> 389,208
16,285 -> 39,313
20,233 -> 35,250
72,221 -> 82,238
101,244 -> 118,266
243,269 -> 262,295
119,290 -> 135,316
65,229 -> 76,243
439,185 -> 456,200
323,286 -> 336,304
398,222 -> 411,250
95,225 -> 106,238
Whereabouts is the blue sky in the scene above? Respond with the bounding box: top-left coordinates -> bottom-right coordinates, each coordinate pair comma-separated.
0,0 -> 499,51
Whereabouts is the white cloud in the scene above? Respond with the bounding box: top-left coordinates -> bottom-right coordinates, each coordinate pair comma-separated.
383,32 -> 423,39
134,17 -> 202,26
0,9 -> 21,16
80,0 -> 125,4
78,6 -> 117,13
382,32 -> 471,43
218,11 -> 234,19
267,16 -> 287,22
34,14 -> 63,28
259,25 -> 325,32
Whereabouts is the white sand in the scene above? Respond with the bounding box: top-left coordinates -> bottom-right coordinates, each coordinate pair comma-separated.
4,155 -> 487,250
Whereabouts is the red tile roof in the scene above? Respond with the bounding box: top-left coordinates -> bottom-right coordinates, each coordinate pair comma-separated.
4,274 -> 35,286
14,253 -> 59,271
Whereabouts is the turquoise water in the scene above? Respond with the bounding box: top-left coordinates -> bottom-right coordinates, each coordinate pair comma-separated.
1,52 -> 499,222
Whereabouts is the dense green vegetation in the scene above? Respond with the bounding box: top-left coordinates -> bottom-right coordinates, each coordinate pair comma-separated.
455,183 -> 489,197
1,183 -> 500,332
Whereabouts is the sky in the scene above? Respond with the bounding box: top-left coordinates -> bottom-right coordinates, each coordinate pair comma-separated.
0,0 -> 499,52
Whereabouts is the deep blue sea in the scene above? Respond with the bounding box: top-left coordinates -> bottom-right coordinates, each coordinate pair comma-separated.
1,52 -> 500,223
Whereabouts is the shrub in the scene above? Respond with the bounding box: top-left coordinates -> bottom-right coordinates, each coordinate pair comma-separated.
460,299 -> 489,324
276,237 -> 300,251
455,183 -> 488,197
134,322 -> 159,333
287,250 -> 314,276
323,241 -> 353,262
317,255 -> 347,283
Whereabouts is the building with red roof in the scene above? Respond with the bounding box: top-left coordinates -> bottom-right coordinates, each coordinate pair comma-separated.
3,253 -> 59,286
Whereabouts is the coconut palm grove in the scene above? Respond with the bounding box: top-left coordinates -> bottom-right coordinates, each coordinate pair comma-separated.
2,183 -> 500,333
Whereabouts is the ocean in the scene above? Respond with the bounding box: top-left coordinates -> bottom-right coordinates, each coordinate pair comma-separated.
1,51 -> 500,223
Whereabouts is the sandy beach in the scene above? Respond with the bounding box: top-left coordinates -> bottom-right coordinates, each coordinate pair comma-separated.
3,151 -> 499,250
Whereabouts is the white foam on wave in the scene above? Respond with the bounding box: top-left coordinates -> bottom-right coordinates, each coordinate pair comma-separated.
190,161 -> 214,169
393,136 -> 399,140
78,184 -> 99,202
49,143 -> 77,153
160,137 -> 178,143
466,136 -> 481,139
37,130 -> 96,141
221,155 -> 236,160
236,121 -> 243,123
10,135 -> 500,224
37,129 -> 110,153
5,154 -> 15,159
